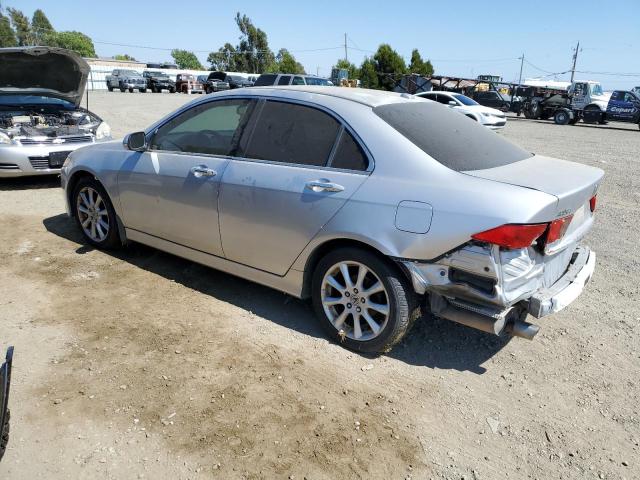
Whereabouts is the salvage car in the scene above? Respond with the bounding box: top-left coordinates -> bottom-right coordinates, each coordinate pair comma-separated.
143,70 -> 175,93
175,74 -> 204,94
61,87 -> 602,353
0,47 -> 112,178
416,91 -> 507,129
198,74 -> 230,94
207,72 -> 254,89
0,347 -> 13,462
106,69 -> 146,93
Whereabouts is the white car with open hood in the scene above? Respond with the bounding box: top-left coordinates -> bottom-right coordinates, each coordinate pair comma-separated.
0,46 -> 112,178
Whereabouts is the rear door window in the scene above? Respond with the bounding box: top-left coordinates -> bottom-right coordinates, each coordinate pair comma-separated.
374,101 -> 532,171
242,100 -> 340,166
277,75 -> 292,86
151,99 -> 254,156
330,130 -> 369,171
292,76 -> 305,85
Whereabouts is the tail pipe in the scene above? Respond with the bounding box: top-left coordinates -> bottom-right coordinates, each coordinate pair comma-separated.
431,296 -> 540,340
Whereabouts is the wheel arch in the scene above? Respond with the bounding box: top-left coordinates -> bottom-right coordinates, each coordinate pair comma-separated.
300,237 -> 411,299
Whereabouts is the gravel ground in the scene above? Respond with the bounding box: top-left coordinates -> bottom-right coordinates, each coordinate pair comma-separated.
0,91 -> 638,480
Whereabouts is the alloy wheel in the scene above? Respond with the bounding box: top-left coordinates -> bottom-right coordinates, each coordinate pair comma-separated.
76,186 -> 109,243
321,261 -> 390,341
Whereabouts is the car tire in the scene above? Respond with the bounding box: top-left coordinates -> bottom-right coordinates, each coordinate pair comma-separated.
107,86 -> 113,92
119,87 -> 125,92
72,177 -> 121,249
0,409 -> 9,461
128,88 -> 134,93
311,247 -> 420,354
554,109 -> 571,125
140,88 -> 146,93
169,87 -> 175,93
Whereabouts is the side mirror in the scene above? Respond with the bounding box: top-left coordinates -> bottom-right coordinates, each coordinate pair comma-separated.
448,100 -> 457,106
126,131 -> 146,152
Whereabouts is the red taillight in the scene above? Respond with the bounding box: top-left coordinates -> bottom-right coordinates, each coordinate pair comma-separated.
589,195 -> 597,212
471,223 -> 547,249
546,214 -> 573,244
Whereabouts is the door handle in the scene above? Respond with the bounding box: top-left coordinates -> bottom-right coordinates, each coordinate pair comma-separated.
190,166 -> 217,178
305,180 -> 344,193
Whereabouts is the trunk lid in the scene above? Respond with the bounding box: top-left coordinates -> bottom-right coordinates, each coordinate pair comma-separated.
464,155 -> 603,219
0,46 -> 89,107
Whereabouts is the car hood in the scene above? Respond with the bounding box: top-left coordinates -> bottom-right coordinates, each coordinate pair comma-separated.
0,46 -> 89,107
464,104 -> 505,115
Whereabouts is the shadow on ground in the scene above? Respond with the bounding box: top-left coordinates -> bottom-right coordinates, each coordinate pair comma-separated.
507,116 -> 638,132
0,175 -> 60,191
44,213 -> 507,374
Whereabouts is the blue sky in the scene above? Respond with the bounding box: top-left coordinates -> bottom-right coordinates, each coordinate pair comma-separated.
7,0 -> 640,90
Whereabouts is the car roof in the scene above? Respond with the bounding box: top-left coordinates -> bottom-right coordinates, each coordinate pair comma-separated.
212,86 -> 416,108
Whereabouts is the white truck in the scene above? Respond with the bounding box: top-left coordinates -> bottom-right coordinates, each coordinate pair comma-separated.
520,80 -> 611,125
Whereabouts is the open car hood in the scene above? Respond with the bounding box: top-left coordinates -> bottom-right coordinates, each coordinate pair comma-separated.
0,46 -> 89,107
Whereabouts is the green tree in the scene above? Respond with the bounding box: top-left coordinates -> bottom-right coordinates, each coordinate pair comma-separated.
207,43 -> 236,71
7,7 -> 31,46
334,59 -> 359,80
43,31 -> 96,57
207,13 -> 275,73
373,44 -> 406,91
359,57 -> 379,89
0,7 -> 17,47
408,49 -> 433,76
234,13 -> 275,73
171,49 -> 204,70
268,48 -> 305,74
31,8 -> 53,43
113,54 -> 137,61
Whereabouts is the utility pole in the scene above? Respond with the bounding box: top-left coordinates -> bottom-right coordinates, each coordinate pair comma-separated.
570,41 -> 580,83
511,54 -> 524,108
344,33 -> 348,62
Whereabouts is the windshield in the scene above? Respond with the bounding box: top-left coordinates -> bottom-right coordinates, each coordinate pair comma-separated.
591,83 -> 604,96
452,93 -> 479,106
122,70 -> 142,76
374,101 -> 532,172
228,75 -> 244,82
0,95 -> 75,109
150,72 -> 168,78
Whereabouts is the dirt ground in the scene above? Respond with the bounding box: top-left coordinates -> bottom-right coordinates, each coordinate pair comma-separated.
0,91 -> 638,480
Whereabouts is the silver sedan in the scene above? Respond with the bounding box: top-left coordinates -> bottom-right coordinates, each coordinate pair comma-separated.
61,86 -> 603,353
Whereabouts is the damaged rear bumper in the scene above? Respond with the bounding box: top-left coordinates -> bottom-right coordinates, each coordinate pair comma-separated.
528,247 -> 595,318
400,245 -> 595,339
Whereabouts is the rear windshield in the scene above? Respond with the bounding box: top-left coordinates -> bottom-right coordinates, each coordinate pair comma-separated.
373,101 -> 531,171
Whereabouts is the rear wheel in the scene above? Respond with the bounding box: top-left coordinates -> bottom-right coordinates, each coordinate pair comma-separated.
107,85 -> 113,92
72,178 -> 121,249
312,248 -> 420,354
119,87 -> 126,92
128,88 -> 134,93
139,88 -> 146,93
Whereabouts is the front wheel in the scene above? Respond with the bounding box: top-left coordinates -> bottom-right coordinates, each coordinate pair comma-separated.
128,88 -> 134,93
72,178 -> 121,249
139,88 -> 146,93
0,410 -> 9,461
169,87 -> 175,93
311,248 -> 420,354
